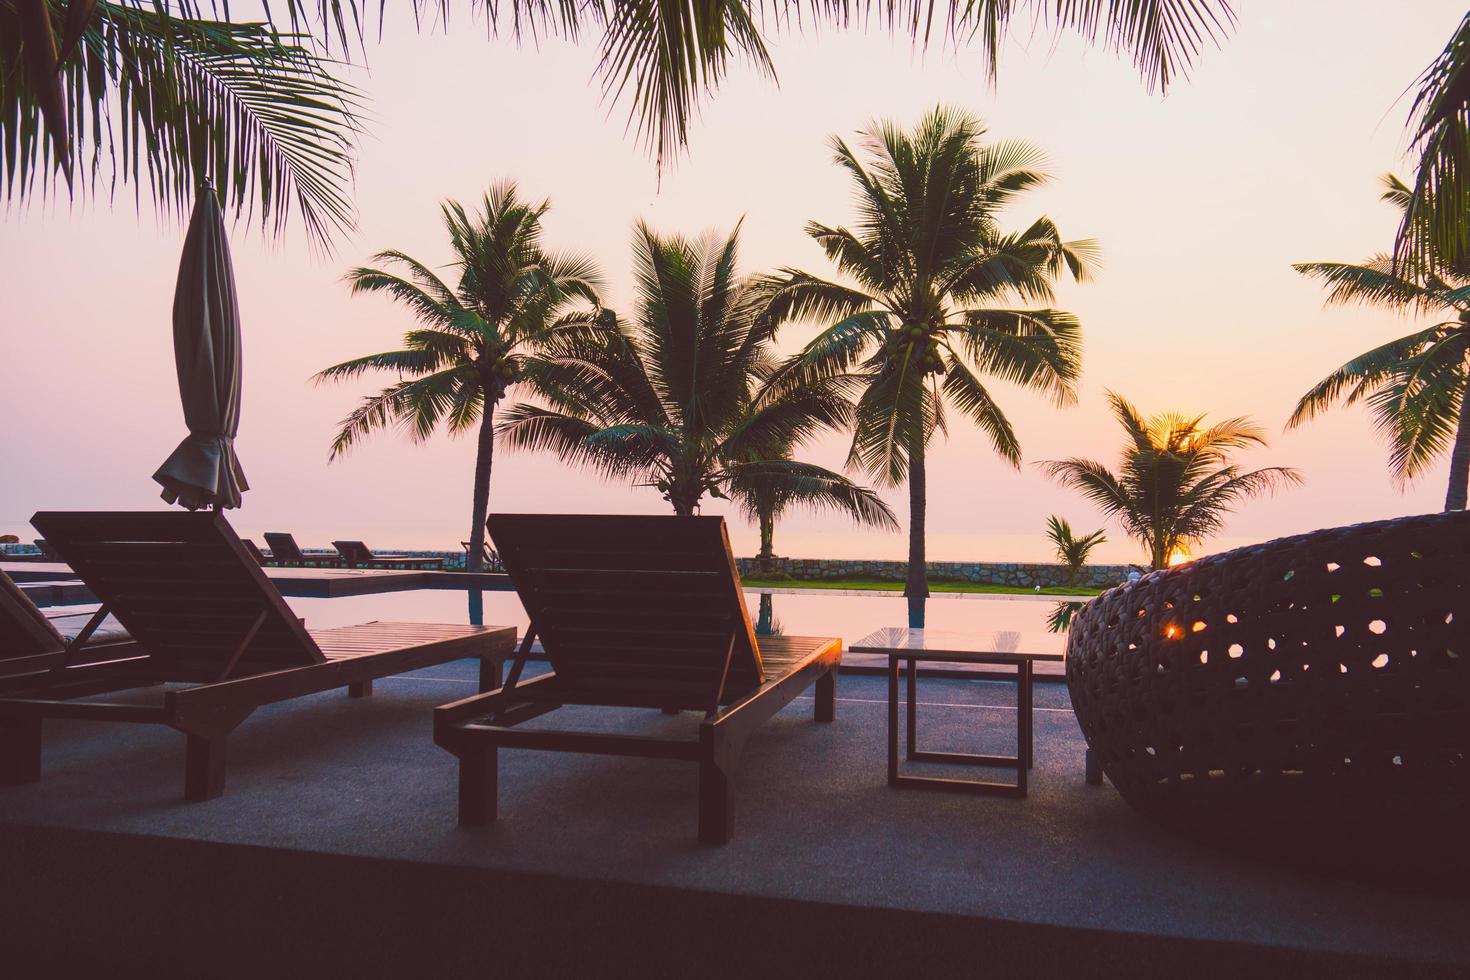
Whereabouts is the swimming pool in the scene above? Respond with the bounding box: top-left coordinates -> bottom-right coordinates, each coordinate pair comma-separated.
282,587 -> 1076,674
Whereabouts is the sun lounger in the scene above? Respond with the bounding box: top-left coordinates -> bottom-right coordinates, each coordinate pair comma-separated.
461,542 -> 505,571
0,571 -> 138,685
262,531 -> 339,568
434,513 -> 842,843
332,540 -> 443,570
0,511 -> 515,800
243,539 -> 271,566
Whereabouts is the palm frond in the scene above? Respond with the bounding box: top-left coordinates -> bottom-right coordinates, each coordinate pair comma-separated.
1,2 -> 361,249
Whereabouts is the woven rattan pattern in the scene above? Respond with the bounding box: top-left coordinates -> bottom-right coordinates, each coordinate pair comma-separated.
1067,511 -> 1470,837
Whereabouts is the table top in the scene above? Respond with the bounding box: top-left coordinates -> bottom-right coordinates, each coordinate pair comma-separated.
848,627 -> 1065,663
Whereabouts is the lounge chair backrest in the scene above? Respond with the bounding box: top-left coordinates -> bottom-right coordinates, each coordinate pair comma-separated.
488,514 -> 763,708
31,512 -> 325,680
0,569 -> 65,672
243,539 -> 268,565
333,541 -> 373,564
263,532 -> 305,564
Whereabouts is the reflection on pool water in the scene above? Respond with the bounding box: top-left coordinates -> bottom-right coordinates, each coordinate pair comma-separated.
283,588 -> 1076,672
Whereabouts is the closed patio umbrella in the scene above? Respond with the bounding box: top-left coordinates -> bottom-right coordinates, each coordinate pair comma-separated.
152,183 -> 249,510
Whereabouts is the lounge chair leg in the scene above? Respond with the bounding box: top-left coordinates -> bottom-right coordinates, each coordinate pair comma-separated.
348,680 -> 373,698
458,745 -> 498,826
478,658 -> 502,694
184,733 -> 229,801
1085,748 -> 1103,786
815,667 -> 837,722
698,757 -> 736,844
0,716 -> 42,784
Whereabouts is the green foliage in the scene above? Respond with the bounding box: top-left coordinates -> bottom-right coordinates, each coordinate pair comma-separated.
1044,514 -> 1106,585
1394,12 -> 1470,276
315,181 -> 604,457
759,105 -> 1095,485
1,0 -> 1234,242
0,0 -> 362,249
498,220 -> 897,534
1292,175 -> 1470,504
1040,392 -> 1300,569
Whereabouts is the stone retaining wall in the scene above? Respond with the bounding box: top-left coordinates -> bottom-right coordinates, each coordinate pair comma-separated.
734,556 -> 1133,590
1,541 -> 1130,588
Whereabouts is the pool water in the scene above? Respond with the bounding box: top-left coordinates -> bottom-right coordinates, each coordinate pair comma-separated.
282,588 -> 1074,673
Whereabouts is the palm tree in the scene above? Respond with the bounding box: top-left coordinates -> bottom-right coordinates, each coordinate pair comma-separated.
497,222 -> 896,546
2,1 -> 1233,242
1394,11 -> 1470,275
313,182 -> 604,571
757,105 -> 1096,627
1291,175 -> 1470,510
1040,392 -> 1301,570
1044,515 -> 1106,587
1,1 -> 362,248
728,447 -> 898,569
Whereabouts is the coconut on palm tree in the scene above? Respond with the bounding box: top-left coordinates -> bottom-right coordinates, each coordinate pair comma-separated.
1040,392 -> 1301,570
314,182 -> 604,571
1291,175 -> 1470,510
758,105 -> 1096,627
497,221 -> 896,542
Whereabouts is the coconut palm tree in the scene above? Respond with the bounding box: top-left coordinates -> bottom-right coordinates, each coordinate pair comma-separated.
1394,11 -> 1470,275
1291,175 -> 1470,510
2,1 -> 1234,244
314,182 -> 604,571
757,105 -> 1096,627
1044,515 -> 1106,587
497,222 -> 896,544
1,1 -> 362,248
1040,392 -> 1301,570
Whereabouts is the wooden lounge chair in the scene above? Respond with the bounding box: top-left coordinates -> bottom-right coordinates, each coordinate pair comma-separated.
242,539 -> 271,566
434,513 -> 842,844
262,531 -> 338,568
0,511 -> 515,800
333,540 -> 443,570
0,571 -> 138,686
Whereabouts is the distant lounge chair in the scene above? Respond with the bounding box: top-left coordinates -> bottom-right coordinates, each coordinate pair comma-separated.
434,514 -> 842,843
0,512 -> 515,800
243,539 -> 271,566
262,531 -> 337,568
332,541 -> 443,570
0,571 -> 138,686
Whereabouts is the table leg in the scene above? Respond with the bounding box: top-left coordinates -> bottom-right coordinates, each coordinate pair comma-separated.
887,656 -> 899,786
905,657 -> 917,760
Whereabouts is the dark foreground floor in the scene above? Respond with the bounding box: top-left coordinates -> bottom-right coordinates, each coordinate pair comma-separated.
2,661 -> 1467,978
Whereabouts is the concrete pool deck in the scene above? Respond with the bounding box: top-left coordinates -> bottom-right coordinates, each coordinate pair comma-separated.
1,661 -> 1465,977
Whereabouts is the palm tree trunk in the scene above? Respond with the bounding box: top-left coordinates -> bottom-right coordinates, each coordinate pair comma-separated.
905,432 -> 929,628
466,400 -> 495,573
1446,387 -> 1470,511
758,508 -> 774,561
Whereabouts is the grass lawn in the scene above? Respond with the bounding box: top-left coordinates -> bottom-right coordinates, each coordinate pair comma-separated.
740,576 -> 1103,597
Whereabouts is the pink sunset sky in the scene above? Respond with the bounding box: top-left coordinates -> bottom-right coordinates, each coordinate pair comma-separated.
2,1 -> 1464,564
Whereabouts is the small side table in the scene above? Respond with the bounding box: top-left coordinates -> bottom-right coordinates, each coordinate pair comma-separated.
849,627 -> 1064,798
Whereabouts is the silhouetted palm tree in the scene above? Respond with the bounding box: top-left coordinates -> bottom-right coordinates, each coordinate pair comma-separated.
1041,392 -> 1300,570
498,222 -> 895,540
2,0 -> 1235,244
314,183 -> 604,570
1292,174 -> 1470,509
1044,515 -> 1106,587
759,106 -> 1096,626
